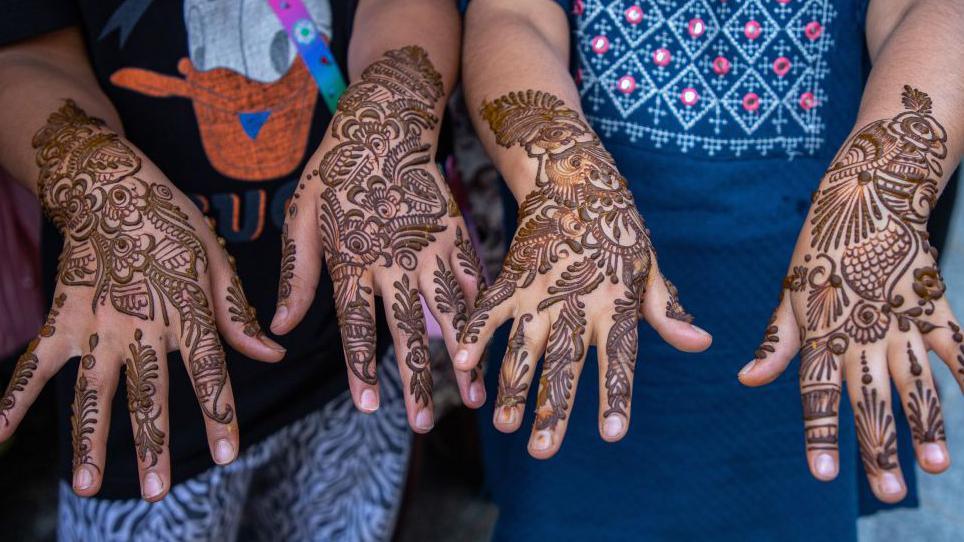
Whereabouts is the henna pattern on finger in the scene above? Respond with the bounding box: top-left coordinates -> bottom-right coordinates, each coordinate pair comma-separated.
0,293 -> 66,425
71,333 -> 100,472
226,275 -> 261,338
433,255 -> 468,334
663,277 -> 693,323
855,383 -> 899,475
125,329 -> 165,467
471,91 -> 653,431
33,101 -> 232,424
904,342 -> 945,444
391,275 -> 433,406
754,309 -> 780,360
307,46 -> 446,384
496,314 -> 533,411
278,224 -> 297,303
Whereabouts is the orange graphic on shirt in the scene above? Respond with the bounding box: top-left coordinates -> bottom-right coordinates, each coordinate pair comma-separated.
111,58 -> 317,181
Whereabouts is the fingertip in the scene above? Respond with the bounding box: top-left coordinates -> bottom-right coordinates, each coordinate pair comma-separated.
527,430 -> 560,460
920,442 -> 951,473
493,406 -> 522,433
212,438 -> 237,465
269,305 -> 290,335
654,318 -> 713,353
356,387 -> 380,413
810,452 -> 839,481
600,415 -> 627,442
737,358 -> 786,387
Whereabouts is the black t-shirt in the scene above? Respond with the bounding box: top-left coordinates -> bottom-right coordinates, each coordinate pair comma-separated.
1,0 -> 397,499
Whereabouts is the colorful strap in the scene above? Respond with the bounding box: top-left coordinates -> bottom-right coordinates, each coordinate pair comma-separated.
268,0 -> 347,113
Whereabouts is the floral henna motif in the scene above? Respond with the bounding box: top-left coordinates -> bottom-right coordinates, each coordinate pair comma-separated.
226,275 -> 261,338
278,224 -> 297,302
0,293 -> 66,425
663,277 -> 693,323
787,87 -> 949,457
33,101 -> 232,424
433,255 -> 467,335
470,90 -> 653,431
903,342 -> 945,444
496,314 -> 533,411
308,46 -> 447,385
391,275 -> 433,406
71,333 -> 100,471
125,329 -> 165,467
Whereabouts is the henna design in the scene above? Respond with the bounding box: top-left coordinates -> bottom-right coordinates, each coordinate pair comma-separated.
226,275 -> 261,338
0,293 -> 66,425
125,329 -> 165,467
470,91 -> 653,431
391,275 -> 432,406
71,333 -> 100,471
754,309 -> 780,360
433,256 -> 467,334
455,227 -> 486,294
904,342 -> 945,444
307,46 -> 446,385
855,385 -> 898,475
33,101 -> 232,423
496,314 -> 533,410
278,225 -> 296,302
663,277 -> 693,323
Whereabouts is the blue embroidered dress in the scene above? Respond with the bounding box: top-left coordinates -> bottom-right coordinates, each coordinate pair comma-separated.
478,0 -> 917,539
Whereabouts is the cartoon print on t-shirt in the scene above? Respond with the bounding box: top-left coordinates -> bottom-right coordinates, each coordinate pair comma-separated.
109,0 -> 333,181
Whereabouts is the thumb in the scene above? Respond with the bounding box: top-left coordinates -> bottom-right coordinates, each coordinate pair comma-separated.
738,294 -> 800,387
639,264 -> 712,353
271,191 -> 322,335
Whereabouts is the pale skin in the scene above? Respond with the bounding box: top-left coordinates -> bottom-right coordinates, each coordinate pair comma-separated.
739,0 -> 964,503
270,0 -> 486,433
456,0 -> 712,460
0,30 -> 285,501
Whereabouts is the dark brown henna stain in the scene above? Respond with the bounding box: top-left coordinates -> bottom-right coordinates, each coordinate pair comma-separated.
455,227 -> 486,294
226,275 -> 261,338
391,275 -> 433,406
433,255 -> 467,335
33,101 -> 232,424
855,385 -> 898,475
71,333 -> 100,471
904,342 -> 945,444
496,314 -> 533,410
604,278 -> 640,419
278,224 -> 296,302
801,382 -> 841,451
754,310 -> 780,360
125,329 -> 165,467
663,277 -> 693,323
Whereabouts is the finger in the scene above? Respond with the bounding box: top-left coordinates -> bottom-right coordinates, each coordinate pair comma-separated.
889,335 -> 949,473
454,275 -> 515,371
639,267 -> 711,353
847,345 -> 907,503
528,307 -> 592,459
449,227 -> 490,398
595,291 -> 639,443
71,333 -> 119,497
271,184 -> 322,335
423,255 -> 483,408
739,296 -> 802,386
206,233 -> 285,362
799,332 -> 845,481
332,266 -> 380,413
171,285 -> 240,465
0,297 -> 74,440
384,273 -> 435,433
493,313 -> 547,433
122,329 -> 171,501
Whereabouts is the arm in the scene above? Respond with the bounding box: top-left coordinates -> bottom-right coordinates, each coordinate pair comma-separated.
456,0 -> 711,459
740,0 -> 964,503
270,0 -> 487,433
0,28 -> 283,501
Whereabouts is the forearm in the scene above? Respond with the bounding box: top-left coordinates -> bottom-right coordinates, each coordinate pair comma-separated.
463,0 -> 582,200
853,0 -> 964,188
0,28 -> 122,194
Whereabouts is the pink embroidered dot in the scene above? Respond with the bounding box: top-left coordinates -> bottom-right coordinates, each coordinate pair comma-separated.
573,0 -> 585,16
653,48 -> 672,67
591,35 -> 610,54
680,87 -> 700,106
799,92 -> 816,110
742,92 -> 760,112
772,56 -> 791,77
805,21 -> 823,41
744,20 -> 762,40
776,0 -> 791,4
625,6 -> 644,25
617,75 -> 637,94
576,68 -> 584,84
688,18 -> 706,38
712,56 -> 731,75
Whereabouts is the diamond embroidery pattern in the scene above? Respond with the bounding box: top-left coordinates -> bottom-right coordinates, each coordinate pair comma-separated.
577,0 -> 837,157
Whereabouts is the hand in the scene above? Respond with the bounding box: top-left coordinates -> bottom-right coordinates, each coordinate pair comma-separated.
453,91 -> 712,458
270,46 -> 486,433
740,86 -> 959,502
0,100 -> 285,501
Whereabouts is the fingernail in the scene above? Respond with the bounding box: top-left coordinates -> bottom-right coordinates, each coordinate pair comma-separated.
259,335 -> 286,353
214,439 -> 235,465
415,408 -> 434,431
271,305 -> 288,328
879,472 -> 902,495
469,381 -> 485,404
74,466 -> 93,490
738,360 -> 757,377
455,349 -> 469,366
360,389 -> 379,412
532,430 -> 553,451
690,324 -> 710,337
143,472 -> 164,499
924,443 -> 946,467
603,416 -> 624,439
498,406 -> 518,425
815,453 -> 836,478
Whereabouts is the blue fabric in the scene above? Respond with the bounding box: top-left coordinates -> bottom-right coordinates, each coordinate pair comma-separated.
480,0 -> 918,540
